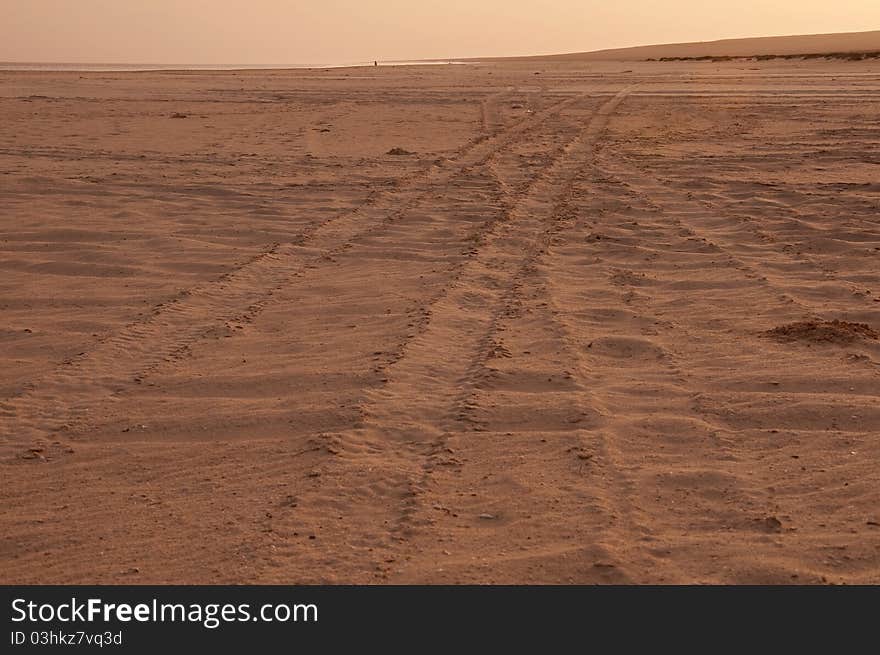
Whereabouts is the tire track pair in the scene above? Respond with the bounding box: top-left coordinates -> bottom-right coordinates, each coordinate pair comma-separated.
271,88 -> 636,577
0,88 -> 584,459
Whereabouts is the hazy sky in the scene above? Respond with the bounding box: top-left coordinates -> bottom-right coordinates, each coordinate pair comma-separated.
3,1 -> 880,64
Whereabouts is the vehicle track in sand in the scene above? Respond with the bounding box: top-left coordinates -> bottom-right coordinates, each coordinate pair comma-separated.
260,88 -> 637,582
599,161 -> 880,323
551,156 -> 880,582
4,66 -> 879,585
0,88 -> 588,460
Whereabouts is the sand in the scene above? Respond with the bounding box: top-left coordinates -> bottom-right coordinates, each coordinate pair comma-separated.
502,29 -> 880,61
1,53 -> 879,584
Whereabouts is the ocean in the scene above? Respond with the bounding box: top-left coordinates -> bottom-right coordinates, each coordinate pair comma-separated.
0,61 -> 468,72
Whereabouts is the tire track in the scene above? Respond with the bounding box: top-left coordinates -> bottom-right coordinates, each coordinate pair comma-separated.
0,89 -> 588,460
264,88 -> 635,579
363,89 -> 632,438
592,161 -> 821,319
390,86 -> 692,582
636,174 -> 880,318
537,191 -> 756,582
537,152 -> 880,582
480,87 -> 515,134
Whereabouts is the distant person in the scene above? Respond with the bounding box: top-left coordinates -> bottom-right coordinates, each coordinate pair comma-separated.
374,61 -> 378,67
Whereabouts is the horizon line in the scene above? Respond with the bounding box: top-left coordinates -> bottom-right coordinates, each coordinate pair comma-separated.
3,26 -> 879,69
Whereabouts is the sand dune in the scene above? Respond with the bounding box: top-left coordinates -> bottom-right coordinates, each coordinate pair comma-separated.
499,30 -> 880,61
1,57 -> 879,583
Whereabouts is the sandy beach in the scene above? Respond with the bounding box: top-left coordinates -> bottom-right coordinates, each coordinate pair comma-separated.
1,55 -> 879,584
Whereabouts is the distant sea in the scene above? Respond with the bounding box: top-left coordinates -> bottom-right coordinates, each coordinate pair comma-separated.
0,61 -> 468,72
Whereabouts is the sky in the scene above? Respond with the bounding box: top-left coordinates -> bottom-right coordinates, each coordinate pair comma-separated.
2,1 -> 880,65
